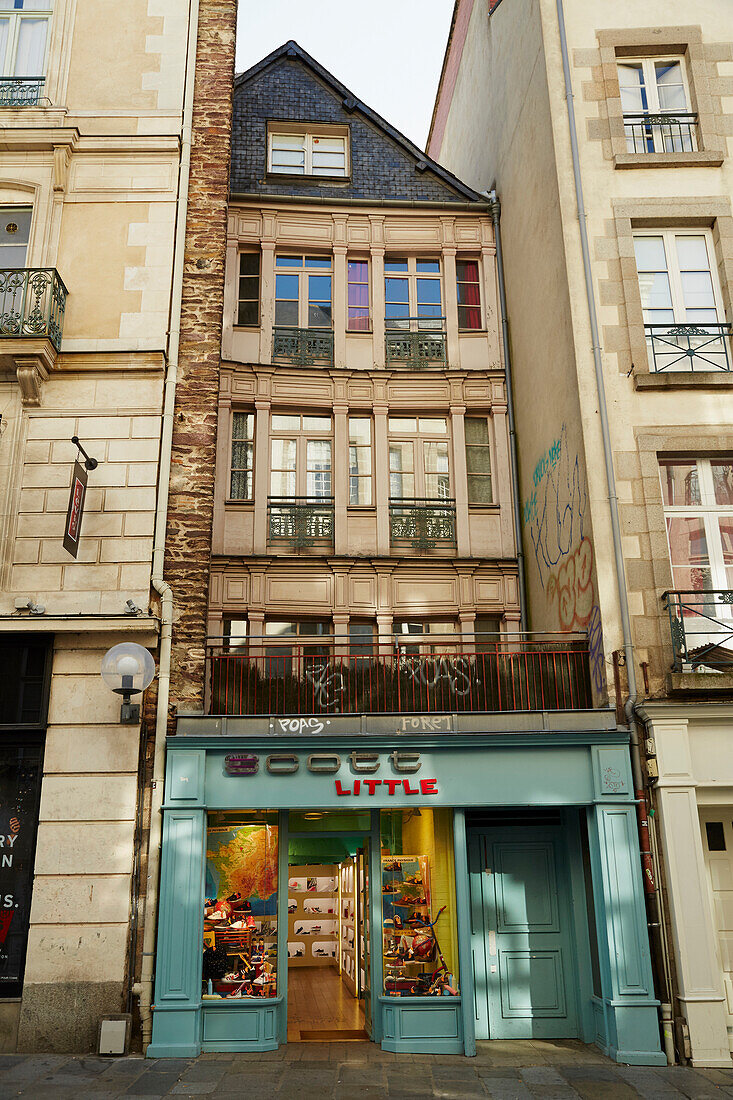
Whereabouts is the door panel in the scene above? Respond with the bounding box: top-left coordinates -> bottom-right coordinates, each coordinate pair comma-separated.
700,810 -> 733,1050
468,824 -> 578,1040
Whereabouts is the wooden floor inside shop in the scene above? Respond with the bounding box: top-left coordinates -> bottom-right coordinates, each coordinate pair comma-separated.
287,967 -> 367,1041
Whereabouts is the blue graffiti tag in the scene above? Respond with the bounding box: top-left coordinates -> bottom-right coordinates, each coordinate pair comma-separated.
523,424 -> 587,589
587,603 -> 605,694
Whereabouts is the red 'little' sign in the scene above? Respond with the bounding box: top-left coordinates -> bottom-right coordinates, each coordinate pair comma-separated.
335,778 -> 438,797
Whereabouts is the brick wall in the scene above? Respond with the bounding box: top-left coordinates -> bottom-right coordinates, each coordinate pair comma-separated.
165,0 -> 237,715
232,54 -> 475,203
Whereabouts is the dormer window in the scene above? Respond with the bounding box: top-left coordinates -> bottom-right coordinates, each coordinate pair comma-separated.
268,125 -> 348,178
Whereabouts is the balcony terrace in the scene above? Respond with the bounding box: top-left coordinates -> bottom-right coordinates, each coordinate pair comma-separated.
385,317 -> 447,369
206,633 -> 592,717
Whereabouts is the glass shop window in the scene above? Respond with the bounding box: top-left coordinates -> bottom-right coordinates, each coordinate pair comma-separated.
381,808 -> 459,998
203,812 -> 279,1000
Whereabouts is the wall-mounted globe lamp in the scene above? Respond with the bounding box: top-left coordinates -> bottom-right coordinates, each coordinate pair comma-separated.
101,642 -> 155,724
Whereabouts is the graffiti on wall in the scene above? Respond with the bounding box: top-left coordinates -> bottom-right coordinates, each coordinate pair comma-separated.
523,424 -> 587,590
523,426 -> 605,694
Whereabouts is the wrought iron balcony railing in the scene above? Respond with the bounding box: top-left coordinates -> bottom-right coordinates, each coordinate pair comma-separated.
623,111 -> 699,154
268,496 -> 335,548
272,326 -> 334,366
0,77 -> 46,108
645,323 -> 732,373
663,590 -> 733,672
389,497 -> 456,549
385,317 -> 447,368
0,269 -> 67,350
207,633 -> 593,716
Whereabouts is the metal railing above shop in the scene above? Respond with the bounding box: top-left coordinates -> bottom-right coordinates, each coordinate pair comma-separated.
0,77 -> 46,108
206,632 -> 593,716
663,589 -> 733,673
389,498 -> 456,549
385,317 -> 447,369
623,111 -> 699,154
267,496 -> 335,548
0,268 -> 67,349
645,323 -> 732,373
272,326 -> 334,366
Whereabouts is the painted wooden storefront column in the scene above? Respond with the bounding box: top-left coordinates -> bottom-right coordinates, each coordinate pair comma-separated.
453,808 -> 476,1056
652,713 -> 731,1066
147,808 -> 206,1057
587,801 -> 666,1066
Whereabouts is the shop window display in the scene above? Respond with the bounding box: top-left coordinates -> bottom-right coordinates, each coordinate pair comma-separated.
202,812 -> 278,999
381,808 -> 459,997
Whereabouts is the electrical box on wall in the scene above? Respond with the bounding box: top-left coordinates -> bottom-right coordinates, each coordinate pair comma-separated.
98,1014 -> 131,1056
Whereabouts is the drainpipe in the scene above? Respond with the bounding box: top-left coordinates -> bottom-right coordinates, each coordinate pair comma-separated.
555,0 -> 672,1060
133,0 -> 199,1050
486,192 -> 527,632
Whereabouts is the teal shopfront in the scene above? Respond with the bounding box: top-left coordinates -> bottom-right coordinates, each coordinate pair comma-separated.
147,714 -> 665,1064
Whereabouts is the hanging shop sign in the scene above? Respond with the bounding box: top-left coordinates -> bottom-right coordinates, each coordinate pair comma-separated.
63,459 -> 87,559
224,750 -> 439,798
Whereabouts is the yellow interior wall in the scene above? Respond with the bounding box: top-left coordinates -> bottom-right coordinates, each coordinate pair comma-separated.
400,808 -> 459,986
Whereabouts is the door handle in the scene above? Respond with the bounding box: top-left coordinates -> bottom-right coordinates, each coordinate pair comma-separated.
488,930 -> 496,956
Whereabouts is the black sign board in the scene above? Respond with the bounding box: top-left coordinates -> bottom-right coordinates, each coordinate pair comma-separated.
63,459 -> 87,558
0,744 -> 43,997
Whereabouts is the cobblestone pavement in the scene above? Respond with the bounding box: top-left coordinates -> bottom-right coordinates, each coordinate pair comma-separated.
2,1040 -> 733,1098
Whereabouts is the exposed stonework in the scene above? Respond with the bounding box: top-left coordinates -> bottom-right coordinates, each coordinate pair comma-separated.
165,0 -> 237,717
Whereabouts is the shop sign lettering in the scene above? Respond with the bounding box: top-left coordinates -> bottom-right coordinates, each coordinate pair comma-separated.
224,750 -> 438,797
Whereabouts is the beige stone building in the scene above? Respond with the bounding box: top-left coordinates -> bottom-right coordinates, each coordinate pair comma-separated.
0,0 -> 206,1052
429,0 -> 733,1068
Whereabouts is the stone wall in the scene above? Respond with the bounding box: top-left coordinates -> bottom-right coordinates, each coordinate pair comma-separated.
165,0 -> 238,715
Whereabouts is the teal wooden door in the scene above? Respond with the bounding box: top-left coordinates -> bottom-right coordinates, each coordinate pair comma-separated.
468,824 -> 578,1039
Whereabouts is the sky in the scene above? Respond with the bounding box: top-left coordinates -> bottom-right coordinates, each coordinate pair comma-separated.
235,0 -> 455,150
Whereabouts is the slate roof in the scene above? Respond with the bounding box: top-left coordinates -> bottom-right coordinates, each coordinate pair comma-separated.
231,40 -> 484,205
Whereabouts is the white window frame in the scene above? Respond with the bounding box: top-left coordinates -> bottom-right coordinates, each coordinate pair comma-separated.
267,129 -> 349,178
274,253 -> 333,330
633,228 -> 725,326
0,2 -> 52,79
269,413 -> 333,499
388,416 -> 452,500
660,457 -> 733,591
384,257 -> 444,330
618,56 -> 696,152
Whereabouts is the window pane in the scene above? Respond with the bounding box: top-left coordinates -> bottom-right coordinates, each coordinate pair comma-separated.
389,443 -> 414,498
385,277 -> 409,302
467,474 -> 492,504
389,418 -> 417,433
270,470 -> 296,495
456,259 -> 479,282
466,446 -> 490,474
14,17 -> 47,75
416,260 -> 440,273
274,300 -> 298,326
275,255 -> 302,267
204,813 -> 279,999
712,462 -> 733,506
0,20 -> 9,70
633,236 -> 667,271
384,259 -> 408,272
304,256 -> 331,269
666,516 -> 712,589
348,283 -> 369,307
660,461 -> 701,506
638,272 -> 673,312
680,271 -> 715,312
302,416 -> 331,431
307,439 -> 332,498
240,253 -> 259,276
423,441 -> 449,475
465,418 -> 489,446
266,621 -> 297,636
232,412 -> 253,440
272,414 -> 300,431
271,438 -> 296,469
719,518 -> 733,588
237,301 -> 257,327
272,134 -> 306,148
416,279 -> 441,305
705,821 -> 726,851
419,418 -> 447,433
308,275 -> 332,299
675,236 -> 709,271
275,273 -> 298,299
308,303 -> 332,327
349,418 -> 370,445
618,63 -> 646,112
655,62 -> 687,111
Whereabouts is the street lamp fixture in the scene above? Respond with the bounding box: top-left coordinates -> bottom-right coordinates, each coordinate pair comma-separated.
101,642 -> 155,724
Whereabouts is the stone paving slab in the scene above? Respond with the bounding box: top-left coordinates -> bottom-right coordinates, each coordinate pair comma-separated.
1,1042 -> 733,1098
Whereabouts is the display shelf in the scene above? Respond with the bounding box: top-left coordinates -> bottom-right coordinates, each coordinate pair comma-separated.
287,864 -> 338,967
382,855 -> 439,996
